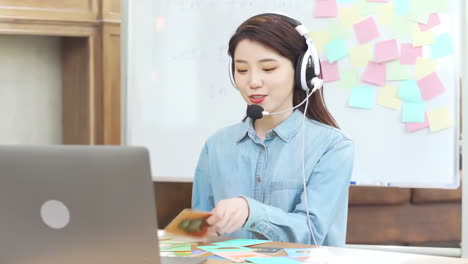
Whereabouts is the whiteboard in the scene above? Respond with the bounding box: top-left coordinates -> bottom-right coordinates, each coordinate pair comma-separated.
123,0 -> 460,188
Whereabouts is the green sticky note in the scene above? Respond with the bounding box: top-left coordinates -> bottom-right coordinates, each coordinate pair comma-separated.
387,61 -> 412,80
349,86 -> 375,109
337,0 -> 355,3
414,57 -> 437,79
197,245 -> 254,253
398,80 -> 422,102
430,33 -> 453,59
394,0 -> 409,15
214,239 -> 270,247
390,15 -> 411,38
356,0 -> 377,16
402,101 -> 426,123
408,0 -> 430,22
339,68 -> 359,89
327,22 -> 351,40
325,37 -> 348,62
246,257 -> 303,264
160,245 -> 192,252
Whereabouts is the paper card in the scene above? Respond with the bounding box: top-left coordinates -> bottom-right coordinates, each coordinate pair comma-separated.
402,102 -> 426,123
427,107 -> 453,132
160,245 -> 192,252
391,15 -> 411,38
310,31 -> 330,53
362,61 -> 386,86
338,6 -> 361,27
349,86 -> 376,109
417,72 -> 445,100
377,3 -> 394,25
349,44 -> 371,67
252,247 -> 284,254
284,248 -> 331,257
378,85 -> 401,110
430,33 -> 453,59
408,0 -> 430,23
325,38 -> 348,62
400,43 -> 422,65
164,209 -> 211,238
338,68 -> 359,89
246,257 -> 303,264
411,26 -> 434,47
414,57 -> 437,79
315,0 -> 338,18
197,245 -> 254,253
214,239 -> 270,247
215,251 -> 270,263
321,60 -> 340,82
406,114 -> 429,132
387,61 -> 411,80
394,0 -> 409,15
353,17 -> 380,44
418,13 -> 441,31
327,22 -> 352,40
398,80 -> 422,102
374,39 -> 399,62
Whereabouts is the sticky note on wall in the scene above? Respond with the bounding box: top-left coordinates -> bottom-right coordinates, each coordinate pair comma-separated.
427,107 -> 452,132
417,72 -> 445,101
349,86 -> 376,109
374,39 -> 399,62
338,68 -> 359,89
362,61 -> 386,86
414,57 -> 437,79
402,102 -> 426,123
349,44 -> 371,67
430,33 -> 453,59
398,80 -> 422,102
406,114 -> 429,133
315,0 -> 338,18
321,60 -> 340,82
378,85 -> 401,110
353,17 -> 380,44
325,38 -> 348,62
400,43 -> 422,65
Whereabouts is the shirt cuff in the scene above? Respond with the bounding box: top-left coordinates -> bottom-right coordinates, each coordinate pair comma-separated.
240,196 -> 267,231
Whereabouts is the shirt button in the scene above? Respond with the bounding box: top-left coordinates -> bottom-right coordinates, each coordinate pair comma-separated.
256,177 -> 261,183
250,223 -> 256,228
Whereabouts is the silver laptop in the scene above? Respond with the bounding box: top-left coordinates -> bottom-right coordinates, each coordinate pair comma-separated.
0,145 -> 161,264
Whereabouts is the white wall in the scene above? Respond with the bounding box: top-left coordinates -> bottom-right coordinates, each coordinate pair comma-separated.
0,35 -> 62,144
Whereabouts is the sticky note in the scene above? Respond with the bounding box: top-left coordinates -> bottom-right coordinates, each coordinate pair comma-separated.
214,239 -> 270,247
349,44 -> 371,67
353,17 -> 380,44
418,13 -> 441,31
400,43 -> 422,65
414,57 -> 437,79
197,245 -> 254,253
398,80 -> 422,102
160,245 -> 192,252
367,0 -> 389,2
315,0 -> 338,18
406,114 -> 429,132
412,27 -> 434,47
310,31 -> 330,53
391,15 -> 411,38
402,102 -> 426,123
426,2 -> 449,13
321,60 -> 340,82
417,72 -> 445,100
338,6 -> 361,27
394,0 -> 409,15
215,251 -> 269,263
246,257 -> 302,264
362,61 -> 386,86
327,22 -> 351,40
338,68 -> 359,89
356,0 -> 378,16
349,86 -> 375,109
284,248 -> 330,258
378,85 -> 401,110
325,38 -> 348,62
374,39 -> 399,62
377,3 -> 394,26
427,107 -> 453,132
337,0 -> 355,3
430,33 -> 453,59
408,0 -> 430,23
387,61 -> 411,80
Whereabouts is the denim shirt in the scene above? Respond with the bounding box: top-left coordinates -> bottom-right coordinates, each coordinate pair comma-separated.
192,109 -> 354,246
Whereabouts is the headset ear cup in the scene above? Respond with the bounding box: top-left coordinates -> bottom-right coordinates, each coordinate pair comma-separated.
296,51 -> 316,91
295,52 -> 306,91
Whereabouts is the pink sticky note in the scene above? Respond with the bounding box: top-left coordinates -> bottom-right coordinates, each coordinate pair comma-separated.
353,17 -> 380,44
321,60 -> 340,82
314,0 -> 338,18
418,13 -> 441,32
400,43 -> 422,65
375,39 -> 399,62
362,61 -> 386,86
406,114 -> 429,132
417,72 -> 445,100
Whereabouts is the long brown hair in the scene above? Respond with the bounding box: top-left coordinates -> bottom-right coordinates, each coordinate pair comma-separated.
228,14 -> 340,129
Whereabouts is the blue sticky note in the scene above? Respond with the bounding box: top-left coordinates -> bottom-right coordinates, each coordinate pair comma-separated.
349,86 -> 375,109
197,245 -> 253,253
214,239 -> 270,247
394,0 -> 409,15
325,38 -> 348,63
246,257 -> 302,264
398,80 -> 422,102
337,0 -> 355,3
430,33 -> 453,59
402,102 -> 426,123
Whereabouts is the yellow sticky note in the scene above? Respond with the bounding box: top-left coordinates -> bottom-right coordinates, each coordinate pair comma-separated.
411,26 -> 434,47
339,6 -> 361,27
377,85 -> 401,110
310,31 -> 330,53
427,107 -> 452,132
414,57 -> 438,79
349,44 -> 371,67
377,3 -> 395,26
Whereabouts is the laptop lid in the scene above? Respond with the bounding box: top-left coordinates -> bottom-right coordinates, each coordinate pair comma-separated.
0,145 -> 160,264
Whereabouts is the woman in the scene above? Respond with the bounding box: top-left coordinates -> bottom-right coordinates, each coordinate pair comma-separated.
192,13 -> 354,246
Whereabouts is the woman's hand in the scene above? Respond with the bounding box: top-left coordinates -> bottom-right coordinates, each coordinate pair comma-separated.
206,197 -> 250,235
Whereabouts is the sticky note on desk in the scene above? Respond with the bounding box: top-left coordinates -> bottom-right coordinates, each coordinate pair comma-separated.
417,72 -> 445,100
214,239 -> 270,247
427,107 -> 452,132
314,0 -> 338,18
374,39 -> 399,62
362,61 -> 386,86
398,80 -> 422,102
325,37 -> 348,62
197,245 -> 254,253
353,17 -> 380,44
215,251 -> 270,263
402,102 -> 426,123
349,86 -> 375,109
430,33 -> 453,59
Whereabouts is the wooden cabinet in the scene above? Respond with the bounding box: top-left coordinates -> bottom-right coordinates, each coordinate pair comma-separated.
0,0 -> 121,145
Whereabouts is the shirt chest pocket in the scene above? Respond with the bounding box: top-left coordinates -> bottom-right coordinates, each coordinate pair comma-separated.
268,181 -> 302,212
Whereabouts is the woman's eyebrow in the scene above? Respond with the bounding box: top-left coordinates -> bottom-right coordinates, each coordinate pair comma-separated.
234,58 -> 278,63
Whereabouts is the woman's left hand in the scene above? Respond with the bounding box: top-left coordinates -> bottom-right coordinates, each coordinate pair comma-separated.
206,197 -> 250,235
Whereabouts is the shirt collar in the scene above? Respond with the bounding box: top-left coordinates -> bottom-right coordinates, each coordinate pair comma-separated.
236,110 -> 304,143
